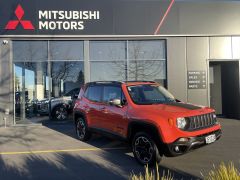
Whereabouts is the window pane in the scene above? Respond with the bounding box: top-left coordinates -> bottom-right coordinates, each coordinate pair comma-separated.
51,61 -> 84,97
90,62 -> 126,81
90,41 -> 126,61
87,86 -> 102,102
128,40 -> 166,60
103,86 -> 122,102
50,41 -> 83,60
13,41 -> 48,62
128,60 -> 166,82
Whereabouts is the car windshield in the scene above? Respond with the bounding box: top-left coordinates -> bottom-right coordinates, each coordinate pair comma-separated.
127,84 -> 175,105
64,88 -> 80,96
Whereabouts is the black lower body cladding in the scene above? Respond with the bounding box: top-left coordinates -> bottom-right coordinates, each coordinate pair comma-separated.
164,129 -> 222,157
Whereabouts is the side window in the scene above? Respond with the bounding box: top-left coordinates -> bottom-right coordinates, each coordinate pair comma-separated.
85,85 -> 102,102
103,86 -> 122,102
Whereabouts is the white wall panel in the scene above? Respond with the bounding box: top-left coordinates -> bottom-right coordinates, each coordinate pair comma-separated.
210,37 -> 232,59
167,37 -> 187,102
186,37 -> 209,106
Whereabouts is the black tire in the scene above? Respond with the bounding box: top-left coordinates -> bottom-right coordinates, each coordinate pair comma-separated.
52,104 -> 68,121
132,132 -> 162,166
75,117 -> 91,141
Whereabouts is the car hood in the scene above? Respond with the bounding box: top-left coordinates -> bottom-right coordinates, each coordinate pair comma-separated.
50,96 -> 72,103
157,102 -> 204,112
134,102 -> 213,119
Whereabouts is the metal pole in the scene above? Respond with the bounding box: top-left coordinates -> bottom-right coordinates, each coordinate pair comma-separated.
4,117 -> 6,128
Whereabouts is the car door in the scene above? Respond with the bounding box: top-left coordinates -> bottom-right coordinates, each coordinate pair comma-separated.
101,85 -> 128,137
83,85 -> 104,128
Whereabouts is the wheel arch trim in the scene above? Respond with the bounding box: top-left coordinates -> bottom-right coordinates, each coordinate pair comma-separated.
127,120 -> 163,143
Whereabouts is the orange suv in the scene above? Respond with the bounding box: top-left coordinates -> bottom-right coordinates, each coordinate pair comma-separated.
73,81 -> 221,165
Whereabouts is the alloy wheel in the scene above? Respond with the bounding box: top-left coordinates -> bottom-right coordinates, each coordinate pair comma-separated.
76,118 -> 86,139
55,106 -> 67,120
134,136 -> 154,164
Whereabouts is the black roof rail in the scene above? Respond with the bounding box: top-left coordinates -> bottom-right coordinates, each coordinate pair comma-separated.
86,81 -> 157,85
124,80 -> 156,83
87,81 -> 122,85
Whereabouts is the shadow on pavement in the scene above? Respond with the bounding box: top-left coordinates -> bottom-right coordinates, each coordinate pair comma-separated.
0,150 -> 200,180
0,152 -> 127,180
41,120 -> 201,179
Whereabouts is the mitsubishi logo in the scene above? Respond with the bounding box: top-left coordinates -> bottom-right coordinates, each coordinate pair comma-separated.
5,4 -> 34,30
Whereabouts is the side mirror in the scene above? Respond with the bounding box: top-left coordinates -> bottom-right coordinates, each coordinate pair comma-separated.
72,94 -> 79,99
109,99 -> 122,107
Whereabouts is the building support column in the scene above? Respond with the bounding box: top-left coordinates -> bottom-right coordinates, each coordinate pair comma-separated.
0,39 -> 13,126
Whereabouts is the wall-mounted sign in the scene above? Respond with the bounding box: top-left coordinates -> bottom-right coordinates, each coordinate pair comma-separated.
188,71 -> 207,89
0,0 -> 169,36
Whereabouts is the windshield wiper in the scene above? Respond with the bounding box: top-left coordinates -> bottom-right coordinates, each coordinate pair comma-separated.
165,98 -> 176,102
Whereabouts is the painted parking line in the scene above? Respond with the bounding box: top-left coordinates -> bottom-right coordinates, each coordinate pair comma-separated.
0,147 -> 128,156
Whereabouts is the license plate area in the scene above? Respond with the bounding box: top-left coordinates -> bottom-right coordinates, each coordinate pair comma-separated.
205,134 -> 216,144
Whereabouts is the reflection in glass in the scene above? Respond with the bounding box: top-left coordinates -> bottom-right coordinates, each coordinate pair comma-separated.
90,41 -> 126,61
128,61 -> 166,83
128,40 -> 166,60
50,41 -> 84,60
128,40 -> 166,85
14,62 -> 48,123
90,40 -> 167,84
13,41 -> 48,61
90,62 -> 126,82
13,40 -> 85,124
51,61 -> 84,97
90,41 -> 127,81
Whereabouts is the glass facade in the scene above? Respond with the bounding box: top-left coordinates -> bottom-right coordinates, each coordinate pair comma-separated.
89,40 -> 166,84
49,41 -> 84,97
128,40 -> 166,83
90,41 -> 127,81
13,41 -> 84,124
12,40 -> 166,124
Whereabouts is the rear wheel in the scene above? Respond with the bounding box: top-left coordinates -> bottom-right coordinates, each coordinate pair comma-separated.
132,132 -> 162,166
75,117 -> 91,141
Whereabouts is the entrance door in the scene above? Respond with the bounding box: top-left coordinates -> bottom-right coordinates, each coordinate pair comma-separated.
209,61 -> 240,119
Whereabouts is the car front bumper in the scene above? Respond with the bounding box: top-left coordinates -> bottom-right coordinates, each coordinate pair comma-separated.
164,129 -> 222,157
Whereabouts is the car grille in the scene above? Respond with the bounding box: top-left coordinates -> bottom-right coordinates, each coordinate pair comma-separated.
186,113 -> 217,131
37,103 -> 49,111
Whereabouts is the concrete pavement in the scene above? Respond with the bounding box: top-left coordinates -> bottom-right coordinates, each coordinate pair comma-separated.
0,118 -> 239,180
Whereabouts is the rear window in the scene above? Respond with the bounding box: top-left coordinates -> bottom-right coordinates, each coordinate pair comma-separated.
85,85 -> 102,102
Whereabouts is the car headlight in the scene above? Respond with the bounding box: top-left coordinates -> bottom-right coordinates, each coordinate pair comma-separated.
213,113 -> 217,119
213,113 -> 220,125
176,117 -> 187,129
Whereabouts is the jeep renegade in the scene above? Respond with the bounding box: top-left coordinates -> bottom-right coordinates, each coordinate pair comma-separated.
73,81 -> 221,165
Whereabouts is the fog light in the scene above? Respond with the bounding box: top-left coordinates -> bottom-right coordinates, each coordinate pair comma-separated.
178,138 -> 189,142
174,146 -> 179,152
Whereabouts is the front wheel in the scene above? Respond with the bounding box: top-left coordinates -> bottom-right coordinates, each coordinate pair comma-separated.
132,132 -> 162,166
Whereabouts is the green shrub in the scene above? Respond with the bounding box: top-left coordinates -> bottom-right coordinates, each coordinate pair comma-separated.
205,162 -> 240,180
